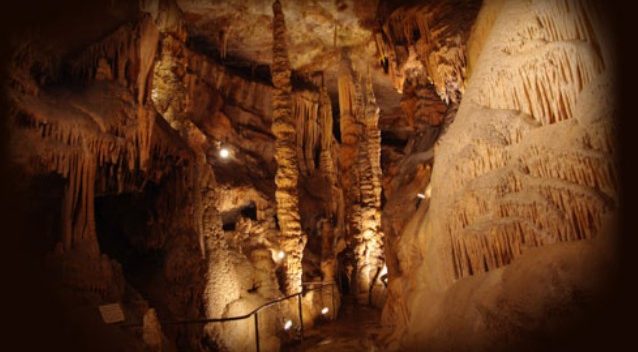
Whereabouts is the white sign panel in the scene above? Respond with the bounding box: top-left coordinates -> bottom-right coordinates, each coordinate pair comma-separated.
98,303 -> 125,324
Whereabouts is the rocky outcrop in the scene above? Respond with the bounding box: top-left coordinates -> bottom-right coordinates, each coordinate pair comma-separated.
381,0 -> 618,350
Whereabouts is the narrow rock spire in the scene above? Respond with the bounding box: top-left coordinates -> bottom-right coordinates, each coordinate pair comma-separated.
272,0 -> 306,295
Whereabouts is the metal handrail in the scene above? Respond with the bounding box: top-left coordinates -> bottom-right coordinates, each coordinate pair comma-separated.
118,281 -> 338,352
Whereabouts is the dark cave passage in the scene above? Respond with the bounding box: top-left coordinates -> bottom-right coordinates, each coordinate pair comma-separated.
95,193 -> 162,289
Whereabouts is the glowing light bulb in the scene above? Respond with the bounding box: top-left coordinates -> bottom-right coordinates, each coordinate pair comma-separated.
379,264 -> 388,277
283,319 -> 293,330
321,307 -> 329,315
219,148 -> 230,159
379,264 -> 389,286
277,250 -> 285,260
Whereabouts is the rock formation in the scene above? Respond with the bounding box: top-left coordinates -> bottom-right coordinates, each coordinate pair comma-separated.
375,0 -> 481,103
380,0 -> 618,350
351,73 -> 385,304
317,78 -> 343,284
271,0 -> 306,296
3,0 -> 620,350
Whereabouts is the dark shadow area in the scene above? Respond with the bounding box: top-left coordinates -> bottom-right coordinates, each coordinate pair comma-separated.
95,192 -> 164,289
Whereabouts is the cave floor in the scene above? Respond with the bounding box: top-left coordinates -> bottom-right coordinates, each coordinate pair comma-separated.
291,296 -> 383,351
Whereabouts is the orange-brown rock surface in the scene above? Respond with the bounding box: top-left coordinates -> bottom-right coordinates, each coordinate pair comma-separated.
3,0 -> 620,351
380,1 -> 618,350
271,0 -> 306,296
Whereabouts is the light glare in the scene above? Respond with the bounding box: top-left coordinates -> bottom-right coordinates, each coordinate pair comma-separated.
380,264 -> 388,277
321,307 -> 329,315
283,319 -> 293,330
219,148 -> 230,159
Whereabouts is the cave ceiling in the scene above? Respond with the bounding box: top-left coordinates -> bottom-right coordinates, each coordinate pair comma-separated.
177,0 -> 403,120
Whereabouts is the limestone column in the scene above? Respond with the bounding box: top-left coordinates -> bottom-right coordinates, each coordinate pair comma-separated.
353,74 -> 385,304
271,0 -> 306,295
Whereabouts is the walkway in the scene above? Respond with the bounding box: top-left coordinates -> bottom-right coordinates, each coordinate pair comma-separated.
291,296 -> 384,351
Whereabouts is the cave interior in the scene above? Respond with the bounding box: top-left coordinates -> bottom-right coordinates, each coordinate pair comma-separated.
3,0 -> 622,351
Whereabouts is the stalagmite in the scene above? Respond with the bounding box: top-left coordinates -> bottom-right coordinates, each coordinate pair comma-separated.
336,50 -> 386,303
352,72 -> 385,304
271,0 -> 306,295
294,91 -> 321,176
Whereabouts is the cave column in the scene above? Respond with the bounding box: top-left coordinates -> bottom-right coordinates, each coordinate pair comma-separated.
337,51 -> 363,260
272,0 -> 306,295
353,73 -> 385,304
337,52 -> 385,303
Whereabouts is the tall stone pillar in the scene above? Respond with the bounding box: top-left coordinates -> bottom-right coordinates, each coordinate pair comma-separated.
271,0 -> 306,295
352,73 -> 385,304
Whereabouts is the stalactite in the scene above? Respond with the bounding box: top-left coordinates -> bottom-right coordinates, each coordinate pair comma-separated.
399,69 -> 449,131
337,51 -> 363,254
429,0 -> 618,282
70,14 -> 158,98
294,91 -> 321,176
319,82 -> 336,179
69,14 -> 159,171
271,0 -> 306,296
377,0 -> 481,103
475,43 -> 604,125
8,15 -> 187,297
11,90 -> 171,257
317,76 -> 343,284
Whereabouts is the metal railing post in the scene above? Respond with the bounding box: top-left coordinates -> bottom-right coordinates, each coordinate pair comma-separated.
297,293 -> 304,342
331,283 -> 336,320
254,312 -> 260,352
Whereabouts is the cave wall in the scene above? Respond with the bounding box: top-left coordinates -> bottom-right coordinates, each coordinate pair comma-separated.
6,5 -> 216,348
380,0 -> 618,350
